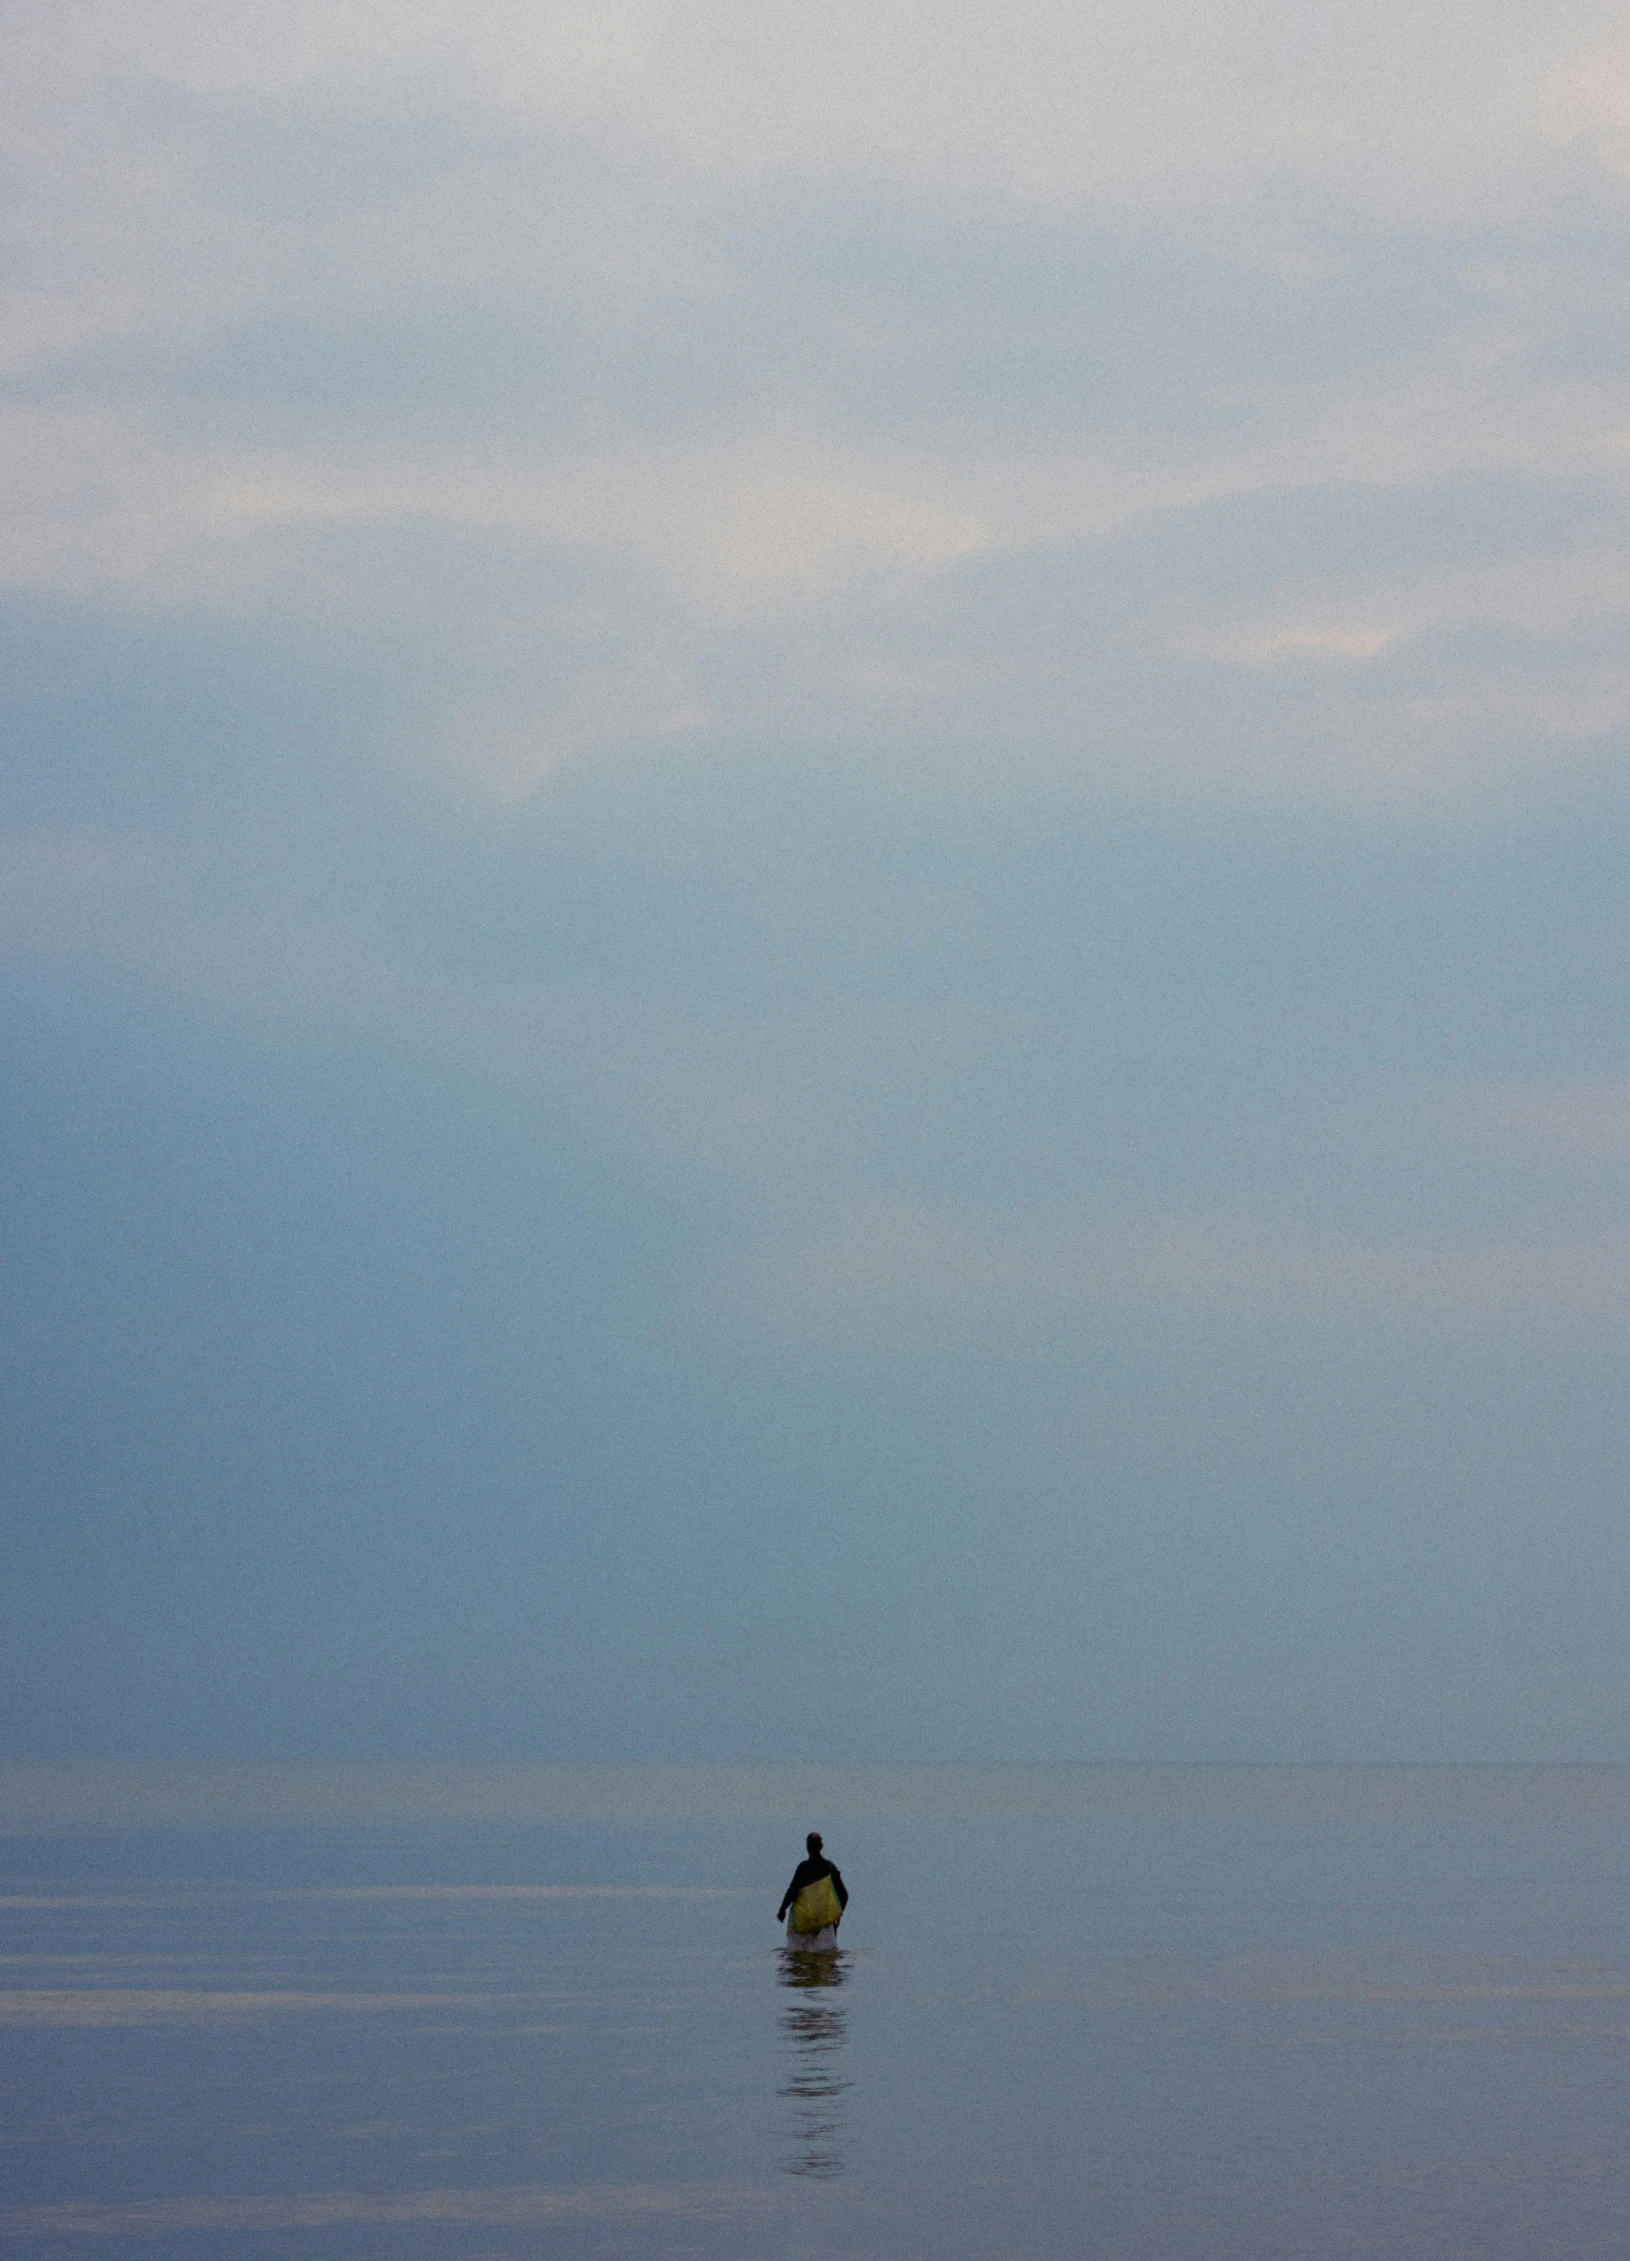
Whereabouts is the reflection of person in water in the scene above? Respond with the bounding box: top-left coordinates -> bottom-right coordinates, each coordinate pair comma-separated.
777,1946 -> 849,2178
777,1831 -> 848,1948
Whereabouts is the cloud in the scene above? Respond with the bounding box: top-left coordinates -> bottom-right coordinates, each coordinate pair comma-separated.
0,832 -> 423,1027
0,825 -> 856,1186
714,1199 -> 1630,1343
31,0 -> 1628,215
5,0 -> 1630,794
1434,1077 -> 1630,1160
7,2 -> 1630,1767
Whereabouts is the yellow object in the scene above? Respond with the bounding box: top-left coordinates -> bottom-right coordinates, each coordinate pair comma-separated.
790,1873 -> 843,1933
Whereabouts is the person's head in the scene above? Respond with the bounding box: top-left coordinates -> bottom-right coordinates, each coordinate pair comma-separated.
806,1831 -> 823,1854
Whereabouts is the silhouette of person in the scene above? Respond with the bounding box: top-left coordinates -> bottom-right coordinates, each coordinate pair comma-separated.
777,1830 -> 848,1948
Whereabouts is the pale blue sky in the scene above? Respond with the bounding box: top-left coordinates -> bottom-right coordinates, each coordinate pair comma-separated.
5,0 -> 1630,1763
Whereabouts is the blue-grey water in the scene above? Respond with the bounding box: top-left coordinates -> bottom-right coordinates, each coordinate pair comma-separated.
6,1766 -> 1630,2257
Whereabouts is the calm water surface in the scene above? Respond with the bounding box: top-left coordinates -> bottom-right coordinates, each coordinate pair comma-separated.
6,1768 -> 1630,2257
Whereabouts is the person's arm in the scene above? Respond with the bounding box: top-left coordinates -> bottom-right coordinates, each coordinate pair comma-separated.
777,1861 -> 811,1921
829,1864 -> 848,1911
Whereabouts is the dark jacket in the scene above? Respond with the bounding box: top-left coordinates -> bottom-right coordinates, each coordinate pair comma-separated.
778,1854 -> 848,1922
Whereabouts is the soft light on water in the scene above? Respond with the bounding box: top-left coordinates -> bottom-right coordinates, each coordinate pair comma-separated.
6,1766 -> 1630,2256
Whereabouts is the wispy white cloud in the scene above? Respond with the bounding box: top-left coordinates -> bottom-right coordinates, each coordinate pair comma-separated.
4,0 -> 1630,795
29,0 -> 1628,213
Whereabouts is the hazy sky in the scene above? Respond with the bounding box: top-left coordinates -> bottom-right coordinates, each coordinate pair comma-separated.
7,0 -> 1630,1765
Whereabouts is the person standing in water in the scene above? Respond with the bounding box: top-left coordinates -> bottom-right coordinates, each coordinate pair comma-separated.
778,1831 -> 848,1947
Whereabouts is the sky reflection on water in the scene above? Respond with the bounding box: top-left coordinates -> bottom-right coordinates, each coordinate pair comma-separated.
7,1782 -> 1630,2256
